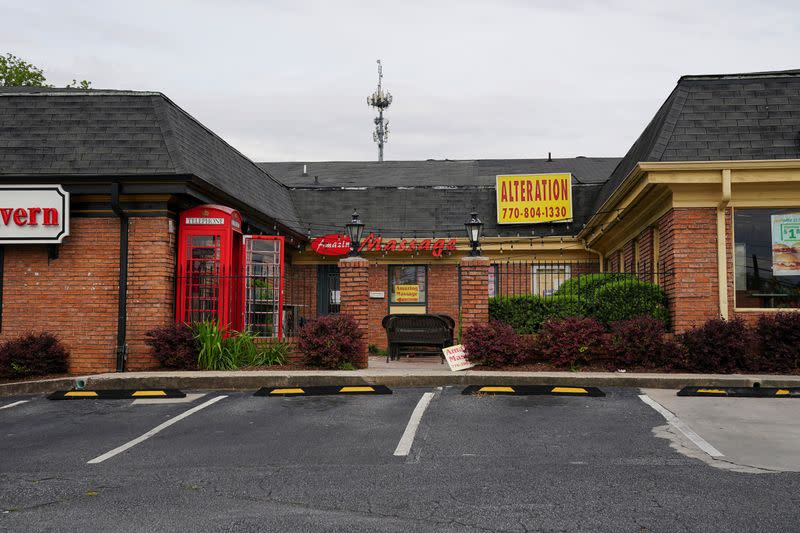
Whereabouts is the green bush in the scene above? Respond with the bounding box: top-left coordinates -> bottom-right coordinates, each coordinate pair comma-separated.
245,341 -> 289,367
489,294 -> 586,334
532,317 -> 612,369
194,322 -> 236,370
193,322 -> 289,370
554,273 -> 635,300
0,332 -> 69,379
592,281 -> 669,326
368,344 -> 388,357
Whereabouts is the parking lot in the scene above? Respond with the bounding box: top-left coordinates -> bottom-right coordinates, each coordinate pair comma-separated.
1,386 -> 799,532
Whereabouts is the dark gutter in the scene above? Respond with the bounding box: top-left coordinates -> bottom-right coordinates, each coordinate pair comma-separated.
111,182 -> 129,372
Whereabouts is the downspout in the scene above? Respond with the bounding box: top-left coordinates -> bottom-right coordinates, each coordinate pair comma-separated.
111,183 -> 129,372
717,169 -> 732,320
583,240 -> 605,272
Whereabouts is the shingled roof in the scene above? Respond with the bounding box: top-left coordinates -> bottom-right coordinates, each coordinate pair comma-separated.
262,158 -> 619,238
259,157 -> 620,188
595,69 -> 800,212
0,87 -> 302,233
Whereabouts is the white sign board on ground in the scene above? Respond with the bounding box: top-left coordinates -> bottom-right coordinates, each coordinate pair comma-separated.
0,185 -> 69,244
443,344 -> 475,371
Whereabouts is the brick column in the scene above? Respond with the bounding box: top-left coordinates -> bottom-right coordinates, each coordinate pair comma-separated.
658,207 -> 722,333
459,256 -> 490,333
338,256 -> 370,368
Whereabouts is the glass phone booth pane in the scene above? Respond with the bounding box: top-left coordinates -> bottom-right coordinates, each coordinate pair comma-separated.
244,238 -> 282,338
186,235 -> 222,323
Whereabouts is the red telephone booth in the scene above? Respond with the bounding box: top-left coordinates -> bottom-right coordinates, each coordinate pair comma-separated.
242,235 -> 284,338
176,205 -> 244,331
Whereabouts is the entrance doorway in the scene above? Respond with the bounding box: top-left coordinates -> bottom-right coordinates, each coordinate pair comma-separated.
316,265 -> 340,316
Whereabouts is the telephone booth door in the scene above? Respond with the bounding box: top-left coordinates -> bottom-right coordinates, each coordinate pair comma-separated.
242,235 -> 284,338
176,205 -> 243,331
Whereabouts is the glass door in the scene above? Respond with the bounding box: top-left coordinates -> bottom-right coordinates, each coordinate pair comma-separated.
186,235 -> 221,323
316,265 -> 340,316
243,236 -> 284,338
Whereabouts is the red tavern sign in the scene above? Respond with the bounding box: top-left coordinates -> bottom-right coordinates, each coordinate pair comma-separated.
0,185 -> 70,244
311,234 -> 351,256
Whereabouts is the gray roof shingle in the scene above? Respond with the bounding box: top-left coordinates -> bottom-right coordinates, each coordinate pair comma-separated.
0,87 -> 302,233
263,158 -> 618,238
259,157 -> 620,188
594,69 -> 800,212
287,184 -> 603,238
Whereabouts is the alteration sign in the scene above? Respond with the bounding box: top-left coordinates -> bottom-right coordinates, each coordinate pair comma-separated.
496,173 -> 572,224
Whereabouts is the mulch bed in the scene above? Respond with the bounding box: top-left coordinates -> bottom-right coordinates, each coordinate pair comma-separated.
470,363 -> 800,374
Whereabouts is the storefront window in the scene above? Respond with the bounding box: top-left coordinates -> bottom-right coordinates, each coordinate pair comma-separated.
532,265 -> 571,297
734,208 -> 800,308
389,265 -> 427,304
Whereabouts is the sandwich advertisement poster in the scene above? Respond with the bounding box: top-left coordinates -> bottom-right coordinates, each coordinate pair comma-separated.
772,213 -> 800,276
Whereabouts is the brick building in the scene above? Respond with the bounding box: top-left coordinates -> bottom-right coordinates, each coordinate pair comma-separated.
1,70 -> 799,373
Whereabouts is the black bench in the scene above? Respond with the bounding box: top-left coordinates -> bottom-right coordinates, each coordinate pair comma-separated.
381,314 -> 455,363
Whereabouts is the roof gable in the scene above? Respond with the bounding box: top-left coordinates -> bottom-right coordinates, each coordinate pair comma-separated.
594,70 -> 800,212
0,89 -> 301,233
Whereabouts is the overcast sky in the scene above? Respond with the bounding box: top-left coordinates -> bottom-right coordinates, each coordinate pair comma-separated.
3,0 -> 798,162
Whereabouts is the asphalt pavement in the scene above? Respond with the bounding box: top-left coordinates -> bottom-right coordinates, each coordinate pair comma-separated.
1,387 -> 798,532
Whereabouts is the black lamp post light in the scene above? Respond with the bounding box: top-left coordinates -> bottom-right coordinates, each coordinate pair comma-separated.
465,211 -> 483,256
345,209 -> 365,256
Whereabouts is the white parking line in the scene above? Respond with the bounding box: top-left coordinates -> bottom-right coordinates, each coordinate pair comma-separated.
0,400 -> 29,410
87,395 -> 228,464
394,392 -> 435,456
639,394 -> 724,458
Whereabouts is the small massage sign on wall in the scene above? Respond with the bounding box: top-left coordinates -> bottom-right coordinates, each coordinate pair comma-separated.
394,284 -> 420,302
496,173 -> 573,224
310,233 -> 458,258
0,185 -> 70,244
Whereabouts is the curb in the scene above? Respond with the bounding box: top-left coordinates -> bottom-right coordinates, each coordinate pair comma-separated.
3,372 -> 800,397
0,376 -> 92,397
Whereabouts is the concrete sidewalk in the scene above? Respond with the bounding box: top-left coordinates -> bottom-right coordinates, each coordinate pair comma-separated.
2,363 -> 799,396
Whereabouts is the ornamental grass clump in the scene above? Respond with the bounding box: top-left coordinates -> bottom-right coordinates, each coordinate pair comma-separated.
192,322 -> 288,370
534,317 -> 611,369
298,314 -> 365,369
0,332 -> 69,379
194,321 -> 237,370
240,340 -> 289,367
462,321 -> 523,367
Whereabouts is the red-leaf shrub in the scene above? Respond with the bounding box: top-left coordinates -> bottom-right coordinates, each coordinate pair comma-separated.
534,317 -> 612,369
463,321 -> 522,367
609,316 -> 678,370
145,323 -> 198,370
298,314 -> 365,369
756,313 -> 800,372
677,318 -> 759,373
0,332 -> 69,379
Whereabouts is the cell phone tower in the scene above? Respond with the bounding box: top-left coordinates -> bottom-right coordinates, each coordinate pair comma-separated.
367,59 -> 392,162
